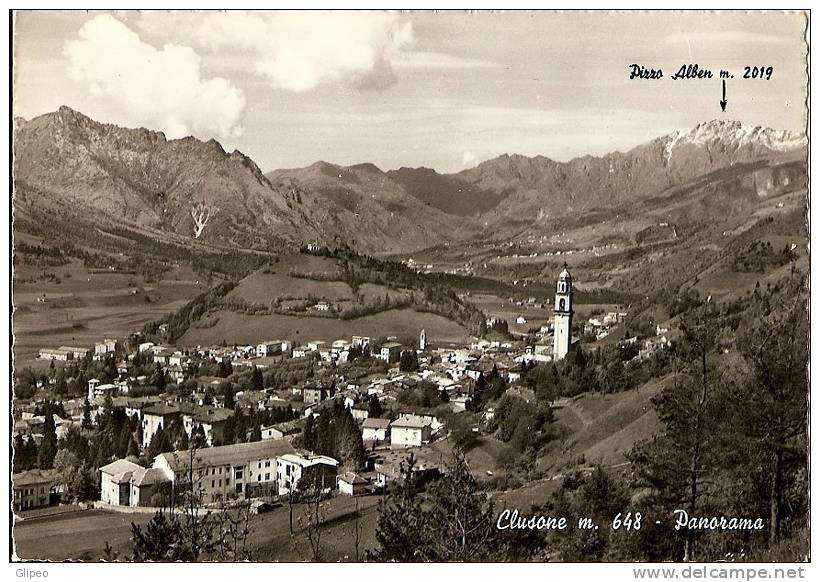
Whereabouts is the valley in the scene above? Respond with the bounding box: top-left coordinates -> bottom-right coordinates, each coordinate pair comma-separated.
11,106 -> 809,563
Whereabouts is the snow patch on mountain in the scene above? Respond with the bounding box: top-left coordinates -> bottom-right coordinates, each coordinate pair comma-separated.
663,120 -> 806,165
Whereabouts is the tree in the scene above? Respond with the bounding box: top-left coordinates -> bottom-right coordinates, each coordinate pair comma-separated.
399,350 -> 419,372
222,383 -> 235,410
38,408 -> 58,469
726,291 -> 808,545
370,451 -> 541,561
82,397 -> 93,430
127,434 -> 140,458
367,394 -> 383,418
542,466 -> 630,561
147,426 -> 173,461
250,366 -> 264,391
151,363 -> 166,391
131,510 -> 191,561
191,425 -> 208,449
369,453 -> 425,561
13,433 -> 36,472
628,305 -> 728,561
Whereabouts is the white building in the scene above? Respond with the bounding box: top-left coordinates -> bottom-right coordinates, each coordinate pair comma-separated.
276,452 -> 339,495
389,415 -> 433,448
362,417 -> 391,441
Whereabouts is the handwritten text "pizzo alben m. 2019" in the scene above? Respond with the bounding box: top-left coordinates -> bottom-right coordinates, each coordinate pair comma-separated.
628,63 -> 774,80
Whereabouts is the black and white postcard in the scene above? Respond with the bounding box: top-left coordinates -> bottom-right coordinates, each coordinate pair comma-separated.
7,6 -> 813,575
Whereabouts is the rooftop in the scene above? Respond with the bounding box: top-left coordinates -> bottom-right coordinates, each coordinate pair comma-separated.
362,417 -> 391,429
13,469 -> 58,487
278,452 -> 339,468
100,458 -> 142,476
390,415 -> 432,429
156,439 -> 296,472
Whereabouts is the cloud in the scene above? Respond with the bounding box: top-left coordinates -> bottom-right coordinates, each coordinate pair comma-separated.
461,151 -> 477,167
64,14 -> 245,141
137,11 -> 414,93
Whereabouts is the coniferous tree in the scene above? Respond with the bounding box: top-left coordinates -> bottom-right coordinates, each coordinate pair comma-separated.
82,397 -> 93,430
38,407 -> 58,469
367,394 -> 383,418
250,366 -> 264,391
725,289 -> 808,546
371,451 -> 539,561
191,425 -> 208,449
628,305 -> 729,561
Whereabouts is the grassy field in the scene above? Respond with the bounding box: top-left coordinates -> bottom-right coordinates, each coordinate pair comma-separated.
536,377 -> 667,474
13,260 -> 203,368
14,509 -> 156,560
179,308 -> 472,347
13,496 -> 384,562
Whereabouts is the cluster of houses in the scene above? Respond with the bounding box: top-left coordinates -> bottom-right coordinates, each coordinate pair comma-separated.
584,311 -> 629,340
18,267 -> 679,513
97,405 -> 446,508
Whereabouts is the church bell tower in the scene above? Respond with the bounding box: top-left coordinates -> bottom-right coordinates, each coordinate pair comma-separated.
553,264 -> 573,361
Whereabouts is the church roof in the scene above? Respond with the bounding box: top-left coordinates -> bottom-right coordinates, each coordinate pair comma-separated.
558,263 -> 572,280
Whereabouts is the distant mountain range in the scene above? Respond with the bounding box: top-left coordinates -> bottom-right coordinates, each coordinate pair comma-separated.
14,106 -> 806,254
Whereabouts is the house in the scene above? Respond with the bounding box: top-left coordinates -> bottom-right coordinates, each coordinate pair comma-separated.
361,417 -> 391,442
87,379 -> 118,402
38,347 -> 73,361
314,301 -> 330,312
154,439 -> 296,501
378,342 -> 402,364
257,342 -> 282,357
38,346 -> 89,361
389,415 -> 433,448
13,469 -> 57,512
168,353 -> 189,367
450,394 -> 469,413
516,315 -> 527,325
303,386 -> 326,405
94,338 -> 117,357
350,405 -> 369,422
140,403 -> 182,447
182,406 -> 233,446
331,339 -> 351,353
100,458 -> 144,506
292,346 -> 309,359
165,365 -> 186,384
123,397 -> 163,421
276,452 -> 339,495
261,421 -> 301,441
337,472 -> 369,496
138,342 -> 155,353
351,336 -> 371,348
307,341 -> 327,351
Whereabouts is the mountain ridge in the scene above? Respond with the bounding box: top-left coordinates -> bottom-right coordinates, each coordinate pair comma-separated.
14,106 -> 806,254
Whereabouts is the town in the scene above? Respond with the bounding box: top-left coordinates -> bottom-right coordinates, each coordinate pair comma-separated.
13,264 -> 675,519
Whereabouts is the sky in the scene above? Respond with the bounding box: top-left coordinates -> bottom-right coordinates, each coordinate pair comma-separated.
13,10 -> 808,173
